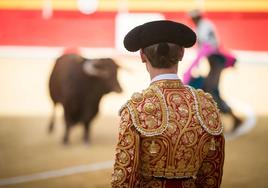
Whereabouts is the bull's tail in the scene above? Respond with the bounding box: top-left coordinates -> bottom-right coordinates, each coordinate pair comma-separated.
48,103 -> 56,133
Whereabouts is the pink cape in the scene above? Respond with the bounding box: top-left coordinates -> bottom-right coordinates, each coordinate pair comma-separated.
183,43 -> 236,84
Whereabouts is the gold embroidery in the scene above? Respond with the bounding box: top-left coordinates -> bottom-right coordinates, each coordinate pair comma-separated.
178,104 -> 189,116
193,88 -> 223,135
113,80 -> 224,187
131,92 -> 143,103
209,137 -> 216,151
144,102 -> 156,114
153,79 -> 183,89
117,150 -> 130,165
172,94 -> 182,104
112,107 -> 140,188
167,122 -> 176,134
144,89 -> 155,98
129,81 -> 223,181
145,116 -> 157,128
112,167 -> 127,184
149,141 -> 160,154
127,85 -> 169,137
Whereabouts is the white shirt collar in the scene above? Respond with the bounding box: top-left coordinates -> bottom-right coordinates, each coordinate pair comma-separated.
151,74 -> 179,83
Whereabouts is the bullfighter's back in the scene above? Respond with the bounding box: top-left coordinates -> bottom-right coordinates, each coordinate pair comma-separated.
112,79 -> 225,187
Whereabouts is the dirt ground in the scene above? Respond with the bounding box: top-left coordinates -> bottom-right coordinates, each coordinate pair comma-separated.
0,115 -> 268,188
0,50 -> 268,187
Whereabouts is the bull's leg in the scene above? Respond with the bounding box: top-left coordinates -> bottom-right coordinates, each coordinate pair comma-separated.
83,122 -> 90,144
63,106 -> 75,145
48,103 -> 56,133
82,109 -> 97,144
63,122 -> 71,145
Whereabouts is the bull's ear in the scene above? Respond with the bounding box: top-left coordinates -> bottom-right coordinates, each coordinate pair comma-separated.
83,60 -> 110,78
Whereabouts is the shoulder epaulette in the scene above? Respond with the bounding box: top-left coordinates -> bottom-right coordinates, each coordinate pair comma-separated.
121,86 -> 169,137
188,87 -> 223,135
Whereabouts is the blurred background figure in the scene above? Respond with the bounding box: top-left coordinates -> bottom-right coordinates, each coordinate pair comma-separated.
48,51 -> 122,144
184,9 -> 243,132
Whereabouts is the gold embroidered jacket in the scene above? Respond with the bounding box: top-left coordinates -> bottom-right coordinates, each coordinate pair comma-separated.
111,80 -> 225,188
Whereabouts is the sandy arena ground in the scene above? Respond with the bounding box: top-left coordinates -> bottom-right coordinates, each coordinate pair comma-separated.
0,48 -> 268,188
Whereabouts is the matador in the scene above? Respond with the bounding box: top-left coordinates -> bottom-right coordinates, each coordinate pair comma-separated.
111,20 -> 225,188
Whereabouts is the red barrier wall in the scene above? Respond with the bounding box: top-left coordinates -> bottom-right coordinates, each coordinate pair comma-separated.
0,10 -> 268,51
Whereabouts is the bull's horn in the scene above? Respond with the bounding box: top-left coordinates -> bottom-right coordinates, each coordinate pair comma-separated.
83,60 -> 109,78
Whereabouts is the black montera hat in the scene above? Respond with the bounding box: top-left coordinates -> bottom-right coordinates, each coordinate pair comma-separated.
123,20 -> 196,52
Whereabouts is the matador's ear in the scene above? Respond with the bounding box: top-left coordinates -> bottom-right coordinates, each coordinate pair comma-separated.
178,47 -> 185,61
140,49 -> 147,63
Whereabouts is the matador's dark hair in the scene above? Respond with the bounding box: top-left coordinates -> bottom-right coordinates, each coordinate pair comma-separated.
143,43 -> 183,68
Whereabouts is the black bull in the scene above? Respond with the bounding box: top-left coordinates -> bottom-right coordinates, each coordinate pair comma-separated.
48,54 -> 122,144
